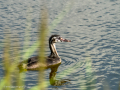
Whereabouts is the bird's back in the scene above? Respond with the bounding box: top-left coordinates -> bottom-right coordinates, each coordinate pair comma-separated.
18,56 -> 61,71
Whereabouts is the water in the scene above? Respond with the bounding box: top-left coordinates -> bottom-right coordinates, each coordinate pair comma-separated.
0,0 -> 120,90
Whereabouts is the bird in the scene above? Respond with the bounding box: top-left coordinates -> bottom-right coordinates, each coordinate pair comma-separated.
18,35 -> 71,70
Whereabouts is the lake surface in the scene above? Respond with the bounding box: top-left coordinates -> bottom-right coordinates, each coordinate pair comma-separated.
0,0 -> 120,90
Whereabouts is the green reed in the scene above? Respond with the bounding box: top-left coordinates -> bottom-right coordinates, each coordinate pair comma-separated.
38,4 -> 48,90
3,29 -> 11,90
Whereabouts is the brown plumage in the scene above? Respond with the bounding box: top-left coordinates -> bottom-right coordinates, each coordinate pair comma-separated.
18,35 -> 71,70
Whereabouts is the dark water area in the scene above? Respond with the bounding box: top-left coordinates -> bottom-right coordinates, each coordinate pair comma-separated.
0,0 -> 120,90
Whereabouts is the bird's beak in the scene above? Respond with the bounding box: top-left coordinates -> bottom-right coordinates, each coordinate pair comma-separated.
60,38 -> 71,42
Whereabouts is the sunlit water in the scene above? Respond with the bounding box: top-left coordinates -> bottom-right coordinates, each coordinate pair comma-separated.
0,0 -> 120,90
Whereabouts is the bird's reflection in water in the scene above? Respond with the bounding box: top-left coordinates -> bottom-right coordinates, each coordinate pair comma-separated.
19,63 -> 71,87
49,63 -> 71,86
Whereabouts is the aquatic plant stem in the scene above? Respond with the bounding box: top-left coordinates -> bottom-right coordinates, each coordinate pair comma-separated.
3,30 -> 11,90
38,4 -> 48,90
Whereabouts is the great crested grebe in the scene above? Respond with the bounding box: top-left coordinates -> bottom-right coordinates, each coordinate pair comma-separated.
18,35 -> 71,70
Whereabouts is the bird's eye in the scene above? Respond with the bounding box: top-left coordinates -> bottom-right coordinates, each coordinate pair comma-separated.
60,37 -> 63,40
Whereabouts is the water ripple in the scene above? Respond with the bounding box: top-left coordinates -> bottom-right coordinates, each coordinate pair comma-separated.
0,0 -> 120,89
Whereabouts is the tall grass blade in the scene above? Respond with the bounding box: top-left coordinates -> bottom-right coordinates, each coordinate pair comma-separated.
85,56 -> 96,90
0,78 -> 6,90
38,3 -> 48,90
3,28 -> 11,90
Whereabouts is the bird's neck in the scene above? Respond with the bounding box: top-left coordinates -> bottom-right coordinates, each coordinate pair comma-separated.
49,42 -> 59,58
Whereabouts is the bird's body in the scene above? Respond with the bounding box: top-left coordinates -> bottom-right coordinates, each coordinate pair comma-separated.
18,35 -> 71,70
